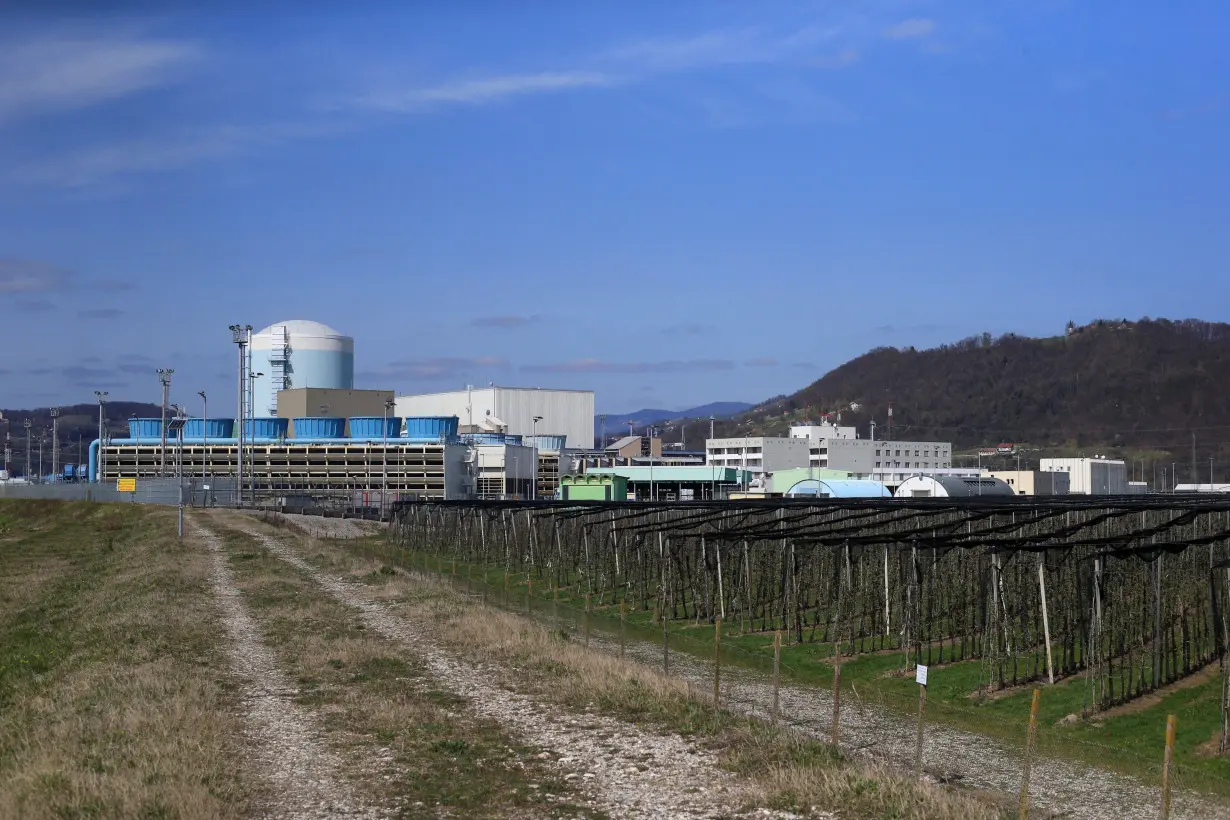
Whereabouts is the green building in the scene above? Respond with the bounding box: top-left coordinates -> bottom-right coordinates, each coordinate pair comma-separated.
559,473 -> 629,501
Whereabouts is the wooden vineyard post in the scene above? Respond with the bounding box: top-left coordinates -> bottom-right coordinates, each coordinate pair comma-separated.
584,593 -> 592,647
1038,557 -> 1055,685
619,599 -> 626,659
663,613 -> 670,677
832,662 -> 842,746
914,664 -> 928,780
1019,688 -> 1041,819
1161,714 -> 1177,820
772,630 -> 782,724
713,618 -> 722,708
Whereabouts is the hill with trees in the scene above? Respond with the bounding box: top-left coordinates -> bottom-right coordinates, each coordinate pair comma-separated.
717,319 -> 1230,483
1,402 -> 161,478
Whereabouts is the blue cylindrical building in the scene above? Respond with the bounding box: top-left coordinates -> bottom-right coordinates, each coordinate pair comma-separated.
250,320 -> 354,417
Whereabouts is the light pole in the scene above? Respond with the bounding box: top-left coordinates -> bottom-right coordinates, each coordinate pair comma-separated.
157,368 -> 174,476
249,372 -> 264,504
382,397 -> 394,516
168,405 -> 187,539
230,324 -> 251,507
23,420 -> 31,481
50,407 -> 59,482
649,425 -> 657,501
38,432 -> 45,482
199,391 -> 208,505
532,415 -> 543,500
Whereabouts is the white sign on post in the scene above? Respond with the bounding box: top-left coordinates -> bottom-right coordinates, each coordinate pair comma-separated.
915,664 -> 928,686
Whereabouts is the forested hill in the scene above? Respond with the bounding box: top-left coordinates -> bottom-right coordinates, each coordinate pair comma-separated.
731,319 -> 1230,464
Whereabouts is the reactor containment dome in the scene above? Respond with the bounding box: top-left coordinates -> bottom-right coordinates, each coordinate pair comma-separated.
251,320 -> 354,417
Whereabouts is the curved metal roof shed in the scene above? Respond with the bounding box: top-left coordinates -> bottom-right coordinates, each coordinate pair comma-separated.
894,474 -> 1014,498
784,479 -> 891,498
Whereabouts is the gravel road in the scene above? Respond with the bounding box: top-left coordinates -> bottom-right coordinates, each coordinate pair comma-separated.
198,523 -> 388,819
232,521 -> 811,820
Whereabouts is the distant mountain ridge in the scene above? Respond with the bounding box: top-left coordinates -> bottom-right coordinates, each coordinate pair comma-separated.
594,402 -> 752,438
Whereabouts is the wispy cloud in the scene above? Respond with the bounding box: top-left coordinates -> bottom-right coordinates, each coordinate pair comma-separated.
94,278 -> 138,293
883,19 -> 937,40
12,122 -> 341,188
14,298 -> 56,312
745,357 -> 779,367
471,314 -> 542,329
611,24 -> 843,71
0,258 -> 74,293
523,358 -> 734,374
814,48 -> 859,69
661,322 -> 715,336
359,72 -> 615,113
79,308 -> 124,320
0,33 -> 199,123
362,356 -> 509,382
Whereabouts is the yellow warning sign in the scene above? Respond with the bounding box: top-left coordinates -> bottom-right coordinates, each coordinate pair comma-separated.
116,478 -> 137,493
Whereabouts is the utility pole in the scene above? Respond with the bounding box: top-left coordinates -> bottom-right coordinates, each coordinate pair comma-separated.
199,390 -> 208,504
50,407 -> 60,482
23,420 -> 31,481
94,391 -> 108,483
249,371 -> 263,504
38,433 -> 44,482
1192,432 -> 1197,490
157,368 -> 174,476
382,397 -> 393,515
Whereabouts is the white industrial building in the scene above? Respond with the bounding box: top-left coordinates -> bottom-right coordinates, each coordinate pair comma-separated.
705,437 -> 810,484
787,425 -> 953,474
395,386 -> 595,450
473,443 -> 536,500
1039,458 -> 1128,495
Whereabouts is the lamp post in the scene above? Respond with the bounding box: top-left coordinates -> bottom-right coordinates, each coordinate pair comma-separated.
649,424 -> 657,501
23,420 -> 31,481
198,391 -> 208,506
167,405 -> 187,539
230,325 -> 251,507
382,397 -> 394,517
38,432 -> 44,483
532,415 -> 543,500
157,369 -> 174,476
50,407 -> 59,482
94,391 -> 108,482
249,372 -> 264,504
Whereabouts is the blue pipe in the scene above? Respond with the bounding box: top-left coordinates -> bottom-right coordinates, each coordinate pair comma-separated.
88,436 -> 457,483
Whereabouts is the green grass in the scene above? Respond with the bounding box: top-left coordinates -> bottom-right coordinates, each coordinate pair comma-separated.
401,546 -> 1230,798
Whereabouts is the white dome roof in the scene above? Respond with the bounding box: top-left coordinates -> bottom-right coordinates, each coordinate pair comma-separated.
255,319 -> 348,338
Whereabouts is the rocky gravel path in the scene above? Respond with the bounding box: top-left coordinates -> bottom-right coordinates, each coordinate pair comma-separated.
197,523 -> 388,819
231,520 -> 808,820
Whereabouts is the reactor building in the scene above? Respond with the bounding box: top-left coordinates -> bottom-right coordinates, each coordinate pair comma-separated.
251,320 -> 354,418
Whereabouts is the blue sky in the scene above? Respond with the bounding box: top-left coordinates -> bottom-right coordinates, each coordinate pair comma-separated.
2,1 -> 1228,415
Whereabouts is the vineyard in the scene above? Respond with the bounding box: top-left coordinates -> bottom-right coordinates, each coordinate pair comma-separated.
393,496 -> 1230,712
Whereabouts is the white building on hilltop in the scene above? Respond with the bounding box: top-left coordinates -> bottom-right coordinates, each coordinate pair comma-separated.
1039,458 -> 1128,495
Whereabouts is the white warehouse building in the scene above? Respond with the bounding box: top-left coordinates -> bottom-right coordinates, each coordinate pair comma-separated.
705,437 -> 811,485
1039,458 -> 1128,495
788,425 -> 952,474
395,386 -> 595,450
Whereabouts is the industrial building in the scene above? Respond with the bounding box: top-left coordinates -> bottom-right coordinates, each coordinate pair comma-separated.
251,321 -> 355,418
782,479 -> 892,499
894,475 -> 1015,498
91,416 -> 471,501
395,386 -> 594,449
276,388 -> 394,437
581,466 -> 748,501
987,470 -> 1070,496
1039,458 -> 1128,495
704,437 -> 811,484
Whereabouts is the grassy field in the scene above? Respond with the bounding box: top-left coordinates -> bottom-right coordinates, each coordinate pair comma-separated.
404,548 -> 1230,797
0,500 -> 254,819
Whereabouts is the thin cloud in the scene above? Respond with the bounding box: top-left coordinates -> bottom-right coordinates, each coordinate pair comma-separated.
745,357 -> 779,367
814,48 -> 859,69
117,363 -> 154,375
661,322 -> 715,336
364,356 -> 510,381
523,359 -> 734,374
359,71 -> 615,113
0,33 -> 199,123
612,24 -> 843,71
471,314 -> 542,329
0,258 -> 75,293
15,297 -> 56,312
94,278 -> 138,293
25,368 -> 54,376
883,19 -> 937,40
78,308 -> 124,319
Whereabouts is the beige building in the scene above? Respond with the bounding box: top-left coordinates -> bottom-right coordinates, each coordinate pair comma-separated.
987,470 -> 1070,496
276,388 -> 394,437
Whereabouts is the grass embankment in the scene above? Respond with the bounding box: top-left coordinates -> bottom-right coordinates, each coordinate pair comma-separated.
0,500 -> 252,819
403,548 -> 1230,797
211,519 -> 601,818
281,526 -> 1007,819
